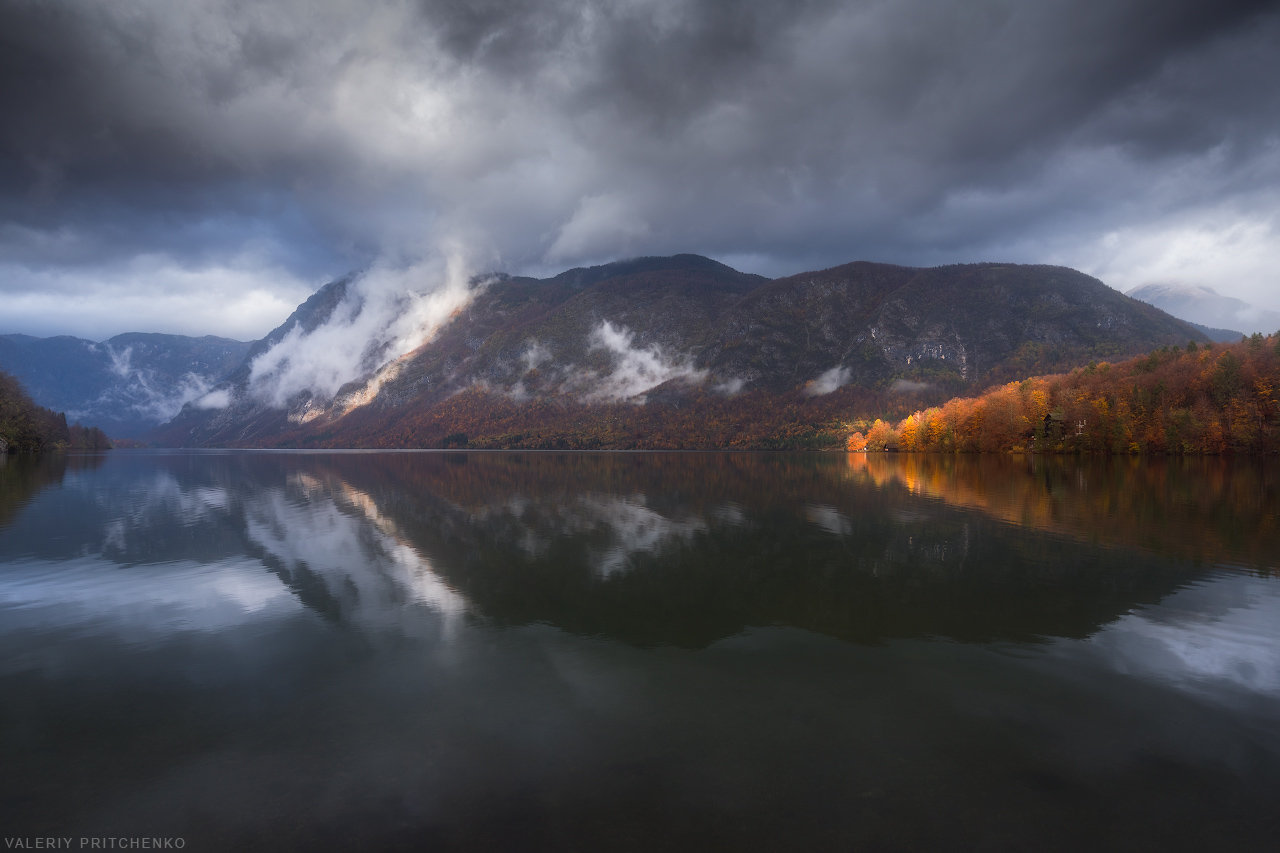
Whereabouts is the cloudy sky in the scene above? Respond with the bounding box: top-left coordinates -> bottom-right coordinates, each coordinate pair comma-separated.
2,0 -> 1278,341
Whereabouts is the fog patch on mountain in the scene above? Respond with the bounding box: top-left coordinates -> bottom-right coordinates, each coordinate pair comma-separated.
92,344 -> 217,423
248,254 -> 481,408
805,366 -> 853,396
476,322 -> 710,404
193,388 -> 233,410
578,321 -> 707,403
522,341 -> 553,374
713,378 -> 747,397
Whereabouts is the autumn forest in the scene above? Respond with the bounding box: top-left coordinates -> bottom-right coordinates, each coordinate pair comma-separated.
849,333 -> 1280,455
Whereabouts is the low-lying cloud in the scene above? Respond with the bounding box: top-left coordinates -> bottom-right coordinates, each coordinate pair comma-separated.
581,321 -> 707,402
194,388 -> 233,410
248,253 -> 481,408
63,344 -> 223,425
478,322 -> 713,404
805,366 -> 852,396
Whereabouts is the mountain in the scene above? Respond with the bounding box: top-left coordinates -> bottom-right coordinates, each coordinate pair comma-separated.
153,255 -> 1207,448
1187,321 -> 1245,343
1127,283 -> 1280,337
0,333 -> 251,438
144,274 -> 360,445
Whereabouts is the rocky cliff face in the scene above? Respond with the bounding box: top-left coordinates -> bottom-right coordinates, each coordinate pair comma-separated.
153,255 -> 1206,447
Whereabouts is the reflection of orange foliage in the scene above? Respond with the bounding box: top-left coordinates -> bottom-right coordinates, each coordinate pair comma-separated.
846,452 -> 1279,571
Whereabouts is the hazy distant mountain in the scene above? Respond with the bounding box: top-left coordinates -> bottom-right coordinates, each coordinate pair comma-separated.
1126,283 -> 1280,337
1186,321 -> 1246,344
0,333 -> 251,438
154,255 -> 1206,448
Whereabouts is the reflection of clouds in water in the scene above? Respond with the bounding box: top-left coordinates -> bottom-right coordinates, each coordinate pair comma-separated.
805,504 -> 852,537
0,556 -> 299,663
1076,572 -> 1280,700
584,495 -> 708,576
712,502 -> 746,527
247,477 -> 466,629
93,472 -> 235,555
889,508 -> 931,525
115,474 -> 231,523
6,466 -> 468,642
471,492 -> 708,576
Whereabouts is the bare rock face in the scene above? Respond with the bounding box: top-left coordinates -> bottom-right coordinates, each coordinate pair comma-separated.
152,255 -> 1205,446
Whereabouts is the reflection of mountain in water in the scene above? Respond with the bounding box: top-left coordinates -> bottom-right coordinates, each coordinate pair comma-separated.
0,454 -> 464,636
287,452 -> 1275,647
3,451 -> 1274,649
245,471 -> 465,627
323,454 -> 1207,647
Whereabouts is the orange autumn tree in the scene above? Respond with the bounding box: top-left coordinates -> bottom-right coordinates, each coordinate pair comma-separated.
856,334 -> 1280,454
863,418 -> 898,451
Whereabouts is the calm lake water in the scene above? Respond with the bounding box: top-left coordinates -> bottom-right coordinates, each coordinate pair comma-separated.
1,450 -> 1278,851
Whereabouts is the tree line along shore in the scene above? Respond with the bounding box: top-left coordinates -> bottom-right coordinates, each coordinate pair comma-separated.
847,333 -> 1280,455
0,370 -> 112,453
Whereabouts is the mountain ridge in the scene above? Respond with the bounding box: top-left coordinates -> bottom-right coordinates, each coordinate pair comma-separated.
152,254 -> 1208,448
0,332 -> 251,438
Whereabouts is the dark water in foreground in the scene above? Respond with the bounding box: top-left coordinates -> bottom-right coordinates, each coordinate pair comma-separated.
1,451 -> 1278,852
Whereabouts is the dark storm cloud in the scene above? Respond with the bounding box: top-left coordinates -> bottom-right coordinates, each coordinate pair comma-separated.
1,0 -> 1279,338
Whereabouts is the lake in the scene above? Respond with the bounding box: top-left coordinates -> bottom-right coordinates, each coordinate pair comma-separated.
1,450 -> 1278,851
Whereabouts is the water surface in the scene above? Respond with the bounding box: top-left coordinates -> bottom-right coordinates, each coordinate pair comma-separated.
1,451 -> 1278,851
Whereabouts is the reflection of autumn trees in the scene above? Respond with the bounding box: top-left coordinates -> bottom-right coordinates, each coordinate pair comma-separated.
846,453 -> 1279,573
857,334 -> 1280,454
0,453 -> 107,530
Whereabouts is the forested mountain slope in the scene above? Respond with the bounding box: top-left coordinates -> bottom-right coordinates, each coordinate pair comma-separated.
850,334 -> 1280,455
153,255 -> 1206,448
